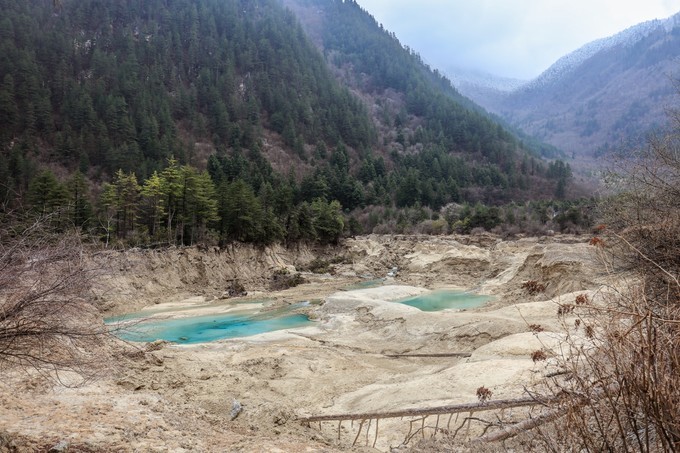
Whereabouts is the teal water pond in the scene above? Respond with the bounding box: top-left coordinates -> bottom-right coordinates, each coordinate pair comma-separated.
109,311 -> 311,344
398,290 -> 491,312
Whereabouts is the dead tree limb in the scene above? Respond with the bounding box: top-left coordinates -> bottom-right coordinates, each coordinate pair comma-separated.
0,219 -> 112,384
299,394 -> 563,423
471,406 -> 567,444
385,352 -> 472,358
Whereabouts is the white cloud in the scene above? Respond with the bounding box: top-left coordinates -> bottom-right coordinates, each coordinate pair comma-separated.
357,0 -> 680,79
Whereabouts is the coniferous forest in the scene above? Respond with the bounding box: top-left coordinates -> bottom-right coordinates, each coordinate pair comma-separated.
0,0 -> 591,247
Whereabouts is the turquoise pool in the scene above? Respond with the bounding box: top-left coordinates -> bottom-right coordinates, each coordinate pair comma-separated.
109,309 -> 311,344
398,290 -> 490,312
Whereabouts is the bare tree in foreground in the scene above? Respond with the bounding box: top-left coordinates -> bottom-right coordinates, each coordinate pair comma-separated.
510,107 -> 680,451
437,104 -> 680,451
0,215 -> 110,384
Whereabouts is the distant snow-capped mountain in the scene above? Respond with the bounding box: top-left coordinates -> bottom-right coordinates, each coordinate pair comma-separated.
458,11 -> 680,158
448,67 -> 527,93
523,12 -> 680,93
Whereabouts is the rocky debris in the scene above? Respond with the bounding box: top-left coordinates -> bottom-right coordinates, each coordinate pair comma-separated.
222,280 -> 248,298
230,400 -> 243,420
48,440 -> 69,452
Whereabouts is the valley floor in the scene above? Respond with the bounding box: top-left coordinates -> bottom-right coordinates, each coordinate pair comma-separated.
0,234 -> 608,452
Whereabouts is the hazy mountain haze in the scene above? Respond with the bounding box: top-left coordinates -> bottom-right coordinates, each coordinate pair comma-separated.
459,12 -> 680,157
357,0 -> 680,79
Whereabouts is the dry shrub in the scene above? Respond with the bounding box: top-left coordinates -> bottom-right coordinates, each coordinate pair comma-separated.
522,280 -> 546,295
556,303 -> 575,316
0,217 -> 111,384
529,324 -> 545,333
594,224 -> 608,233
532,284 -> 680,452
575,294 -> 589,305
269,268 -> 307,290
530,107 -> 680,451
476,386 -> 493,403
531,350 -> 547,363
589,236 -> 605,247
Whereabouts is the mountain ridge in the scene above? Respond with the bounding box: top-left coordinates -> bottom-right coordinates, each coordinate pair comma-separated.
0,0 -> 583,247
455,10 -> 680,157
521,11 -> 680,93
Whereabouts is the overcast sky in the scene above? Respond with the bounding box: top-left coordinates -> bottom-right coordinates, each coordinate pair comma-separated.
356,0 -> 680,80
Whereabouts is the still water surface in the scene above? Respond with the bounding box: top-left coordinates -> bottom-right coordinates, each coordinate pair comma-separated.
107,302 -> 311,344
398,290 -> 490,312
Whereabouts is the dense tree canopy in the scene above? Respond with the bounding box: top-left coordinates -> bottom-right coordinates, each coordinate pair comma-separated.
0,0 -> 580,246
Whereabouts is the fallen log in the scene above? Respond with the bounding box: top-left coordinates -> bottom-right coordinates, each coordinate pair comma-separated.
385,352 -> 472,358
471,384 -> 616,444
298,394 -> 562,423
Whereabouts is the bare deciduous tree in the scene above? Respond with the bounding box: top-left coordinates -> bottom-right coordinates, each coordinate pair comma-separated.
0,215 -> 111,384
460,97 -> 680,451
524,100 -> 680,451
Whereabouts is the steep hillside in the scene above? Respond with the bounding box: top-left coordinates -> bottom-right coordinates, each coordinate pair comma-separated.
460,12 -> 680,157
0,0 -> 578,247
280,0 -> 573,203
0,0 -> 374,179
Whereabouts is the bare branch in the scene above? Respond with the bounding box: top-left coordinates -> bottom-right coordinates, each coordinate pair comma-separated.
0,217 -> 112,384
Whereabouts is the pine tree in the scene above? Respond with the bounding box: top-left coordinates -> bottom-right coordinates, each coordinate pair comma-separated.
140,171 -> 166,240
26,169 -> 68,218
0,75 -> 18,141
101,169 -> 140,239
66,170 -> 93,229
159,157 -> 183,244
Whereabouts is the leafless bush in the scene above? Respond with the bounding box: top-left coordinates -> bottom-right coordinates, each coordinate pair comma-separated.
269,267 -> 307,290
601,116 -> 680,301
531,350 -> 548,363
530,284 -> 680,452
522,280 -> 546,295
0,216 -> 111,384
476,386 -> 493,404
529,324 -> 544,333
529,104 -> 680,451
589,236 -> 605,247
556,303 -> 575,316
575,294 -> 589,305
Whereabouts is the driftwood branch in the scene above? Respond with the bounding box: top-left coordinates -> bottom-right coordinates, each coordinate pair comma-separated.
385,352 -> 472,358
299,394 -> 562,423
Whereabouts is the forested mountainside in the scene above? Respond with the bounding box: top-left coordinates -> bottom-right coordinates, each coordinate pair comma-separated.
0,0 -> 583,247
461,12 -> 680,157
282,0 -> 566,192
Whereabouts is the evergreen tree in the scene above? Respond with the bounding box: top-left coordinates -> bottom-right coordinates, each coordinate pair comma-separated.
66,170 -> 93,229
27,169 -> 69,218
311,198 -> 344,244
0,75 -> 18,141
140,171 -> 166,240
